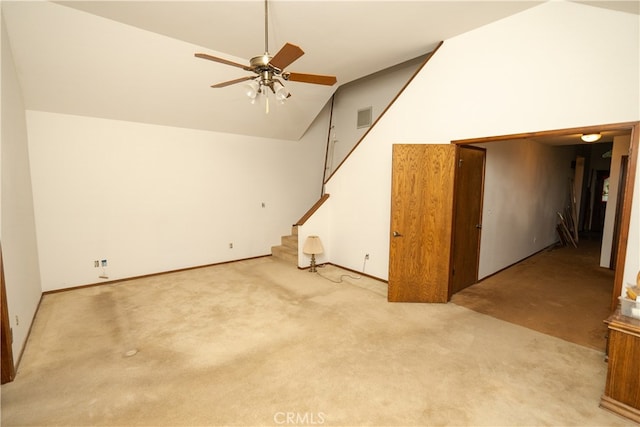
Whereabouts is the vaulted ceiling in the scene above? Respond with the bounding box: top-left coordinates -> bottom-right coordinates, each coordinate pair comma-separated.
2,1 -> 637,140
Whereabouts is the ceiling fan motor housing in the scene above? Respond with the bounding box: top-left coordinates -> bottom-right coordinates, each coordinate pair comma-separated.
250,54 -> 272,69
250,55 -> 281,91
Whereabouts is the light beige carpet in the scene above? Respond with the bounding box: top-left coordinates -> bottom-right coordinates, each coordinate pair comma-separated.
1,257 -> 633,426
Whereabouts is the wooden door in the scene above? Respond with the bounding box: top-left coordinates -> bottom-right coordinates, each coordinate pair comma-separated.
610,156 -> 628,269
388,144 -> 456,302
1,244 -> 15,384
450,146 -> 486,294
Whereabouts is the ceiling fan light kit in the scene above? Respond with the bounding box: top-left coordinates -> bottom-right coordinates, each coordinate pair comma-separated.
245,81 -> 260,100
195,0 -> 336,113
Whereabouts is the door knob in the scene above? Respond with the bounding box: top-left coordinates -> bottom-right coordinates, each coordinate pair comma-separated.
393,231 -> 403,237
475,224 -> 482,229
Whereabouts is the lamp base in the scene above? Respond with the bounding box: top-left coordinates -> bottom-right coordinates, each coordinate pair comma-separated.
309,254 -> 317,272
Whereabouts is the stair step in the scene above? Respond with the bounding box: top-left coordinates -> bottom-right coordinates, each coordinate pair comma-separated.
281,234 -> 298,250
271,245 -> 298,265
272,225 -> 299,266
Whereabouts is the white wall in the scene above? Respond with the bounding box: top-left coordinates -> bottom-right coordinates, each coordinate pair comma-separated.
600,135 -> 631,267
1,15 -> 43,361
476,140 -> 575,279
27,107 -> 329,291
322,1 -> 639,283
326,56 -> 425,178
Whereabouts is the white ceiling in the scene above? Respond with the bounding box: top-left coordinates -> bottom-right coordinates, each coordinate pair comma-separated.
2,1 -> 638,140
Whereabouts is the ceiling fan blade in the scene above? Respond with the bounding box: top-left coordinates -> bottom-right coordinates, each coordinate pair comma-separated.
269,43 -> 304,70
285,72 -> 337,86
211,76 -> 256,88
195,53 -> 252,71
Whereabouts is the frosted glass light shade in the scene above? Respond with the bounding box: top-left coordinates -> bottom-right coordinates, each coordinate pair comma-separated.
581,133 -> 601,143
275,85 -> 289,102
245,81 -> 259,99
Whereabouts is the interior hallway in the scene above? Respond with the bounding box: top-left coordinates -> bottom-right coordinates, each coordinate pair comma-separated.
451,234 -> 614,351
1,256 -> 631,426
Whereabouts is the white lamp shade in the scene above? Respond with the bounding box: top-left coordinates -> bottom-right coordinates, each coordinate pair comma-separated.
303,236 -> 324,255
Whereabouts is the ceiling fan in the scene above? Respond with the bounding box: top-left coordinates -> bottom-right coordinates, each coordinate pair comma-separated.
195,0 -> 337,109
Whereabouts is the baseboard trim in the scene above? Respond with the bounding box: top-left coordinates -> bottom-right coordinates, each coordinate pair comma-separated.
476,242 -> 560,284
43,254 -> 273,295
600,395 -> 640,423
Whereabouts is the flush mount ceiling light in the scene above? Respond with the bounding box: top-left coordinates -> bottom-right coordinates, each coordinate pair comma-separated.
581,133 -> 602,143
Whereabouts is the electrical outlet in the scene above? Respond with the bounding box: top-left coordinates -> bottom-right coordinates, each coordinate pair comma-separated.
365,254 -> 370,260
261,202 -> 266,208
15,315 -> 19,326
229,243 -> 233,249
94,260 -> 99,268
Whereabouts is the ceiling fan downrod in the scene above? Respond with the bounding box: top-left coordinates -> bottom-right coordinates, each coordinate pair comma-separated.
264,0 -> 269,55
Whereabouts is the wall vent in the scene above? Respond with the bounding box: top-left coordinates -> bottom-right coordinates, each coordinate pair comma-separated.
357,107 -> 372,129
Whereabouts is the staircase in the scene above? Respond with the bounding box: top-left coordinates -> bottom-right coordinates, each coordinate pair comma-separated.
272,195 -> 329,267
271,225 -> 299,266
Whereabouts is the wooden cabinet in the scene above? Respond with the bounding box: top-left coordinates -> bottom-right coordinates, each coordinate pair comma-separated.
600,309 -> 640,423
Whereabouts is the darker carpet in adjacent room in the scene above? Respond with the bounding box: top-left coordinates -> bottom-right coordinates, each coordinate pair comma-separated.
451,236 -> 614,351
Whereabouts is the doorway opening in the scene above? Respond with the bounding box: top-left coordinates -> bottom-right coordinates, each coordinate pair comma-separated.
449,122 -> 638,350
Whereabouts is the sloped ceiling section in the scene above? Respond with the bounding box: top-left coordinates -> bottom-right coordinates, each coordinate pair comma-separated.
5,1 -> 635,140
